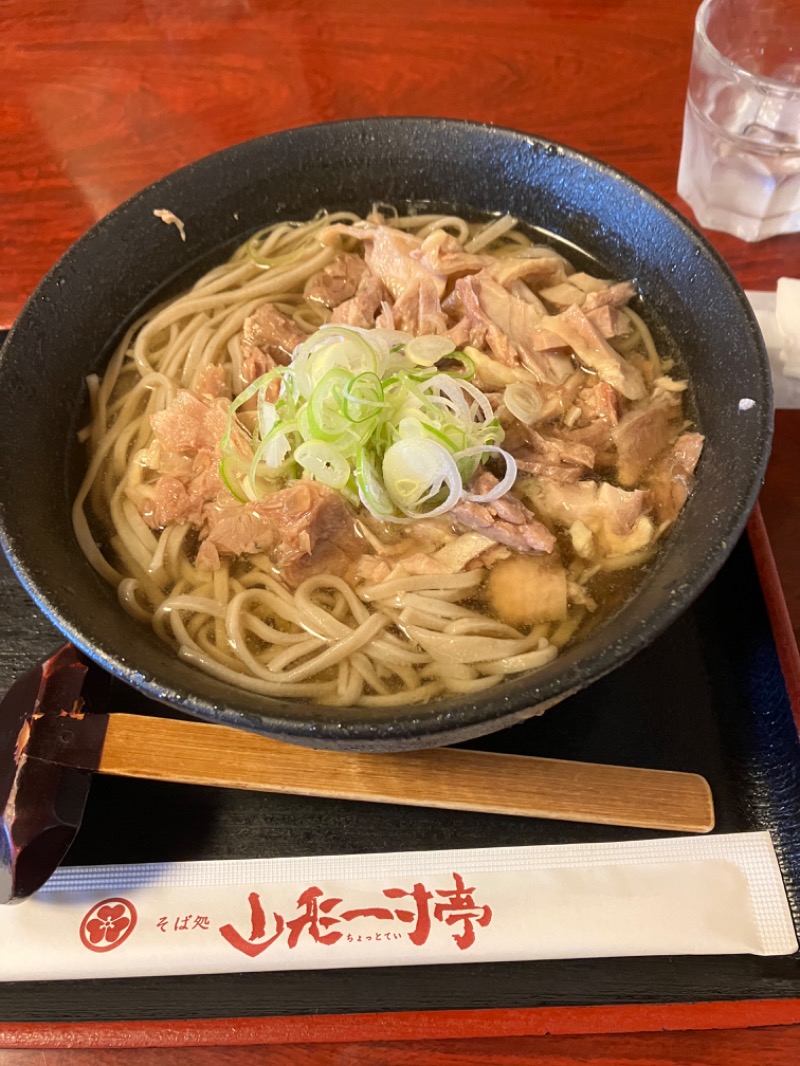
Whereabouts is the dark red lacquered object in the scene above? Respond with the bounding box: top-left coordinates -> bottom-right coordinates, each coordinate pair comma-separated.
0,645 -> 105,903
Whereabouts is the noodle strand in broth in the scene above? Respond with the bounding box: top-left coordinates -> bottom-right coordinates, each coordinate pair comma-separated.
73,208 -> 703,707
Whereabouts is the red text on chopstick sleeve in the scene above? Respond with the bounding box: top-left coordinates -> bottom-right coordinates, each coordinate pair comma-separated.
217,873 -> 493,957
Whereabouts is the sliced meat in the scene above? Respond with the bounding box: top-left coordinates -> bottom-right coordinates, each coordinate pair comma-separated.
415,230 -> 493,276
533,479 -> 642,531
196,501 -> 277,568
355,556 -> 393,584
484,253 -> 567,289
137,390 -> 234,530
538,281 -> 588,308
553,423 -> 617,461
194,364 -> 230,399
511,431 -> 595,483
527,329 -> 574,353
452,472 -> 556,554
324,222 -> 445,300
505,279 -> 548,313
511,454 -> 583,483
363,227 -> 444,298
139,390 -> 365,583
441,285 -> 466,319
612,395 -> 682,487
470,471 -> 536,525
568,272 -> 612,295
582,280 -> 637,311
382,274 -> 449,335
456,274 -> 573,382
303,253 -> 369,309
445,316 -> 473,349
549,379 -> 621,462
150,390 -> 228,456
530,478 -> 654,558
648,432 -> 705,525
241,346 -> 280,392
393,552 -> 450,577
198,481 -> 363,586
330,274 -> 386,329
538,276 -> 635,316
139,457 -> 222,530
263,481 -> 363,587
672,432 -> 704,471
541,304 -> 646,401
576,380 -> 621,427
142,475 -> 196,530
456,276 -> 517,366
530,433 -> 594,470
242,304 -> 306,365
585,304 -> 630,339
451,499 -> 556,553
240,303 -> 306,388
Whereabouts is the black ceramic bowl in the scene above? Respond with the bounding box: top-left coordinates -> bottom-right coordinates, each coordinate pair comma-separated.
0,118 -> 772,751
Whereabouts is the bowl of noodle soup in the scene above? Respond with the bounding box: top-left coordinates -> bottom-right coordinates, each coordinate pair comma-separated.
0,118 -> 772,750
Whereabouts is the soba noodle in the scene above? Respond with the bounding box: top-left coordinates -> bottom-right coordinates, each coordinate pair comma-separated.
73,209 -> 702,707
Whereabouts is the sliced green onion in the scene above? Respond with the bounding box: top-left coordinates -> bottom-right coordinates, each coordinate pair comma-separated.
382,438 -> 461,518
457,445 -> 518,502
220,369 -> 282,453
405,334 -> 456,366
295,440 -> 350,490
355,448 -> 396,518
219,324 -> 516,522
504,382 -> 543,425
251,420 -> 293,479
293,326 -> 379,398
308,367 -> 353,441
436,374 -> 495,424
257,397 -> 279,440
441,350 -> 476,380
219,455 -> 250,503
342,372 -> 385,423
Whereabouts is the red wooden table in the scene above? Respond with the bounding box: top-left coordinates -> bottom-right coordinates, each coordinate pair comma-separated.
1,1 -> 799,1060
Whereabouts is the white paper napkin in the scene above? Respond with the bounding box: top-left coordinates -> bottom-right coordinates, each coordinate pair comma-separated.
0,831 -> 795,981
747,278 -> 800,408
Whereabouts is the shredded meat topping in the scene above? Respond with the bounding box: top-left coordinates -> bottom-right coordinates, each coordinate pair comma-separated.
452,472 -> 556,554
126,218 -> 701,644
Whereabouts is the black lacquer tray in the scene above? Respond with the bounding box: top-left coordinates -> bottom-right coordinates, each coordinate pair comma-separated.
1,522 -> 799,1033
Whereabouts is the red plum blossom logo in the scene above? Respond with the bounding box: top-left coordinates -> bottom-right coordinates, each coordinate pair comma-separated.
79,897 -> 138,953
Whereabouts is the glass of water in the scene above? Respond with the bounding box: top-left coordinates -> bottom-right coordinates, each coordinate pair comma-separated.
677,0 -> 800,241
